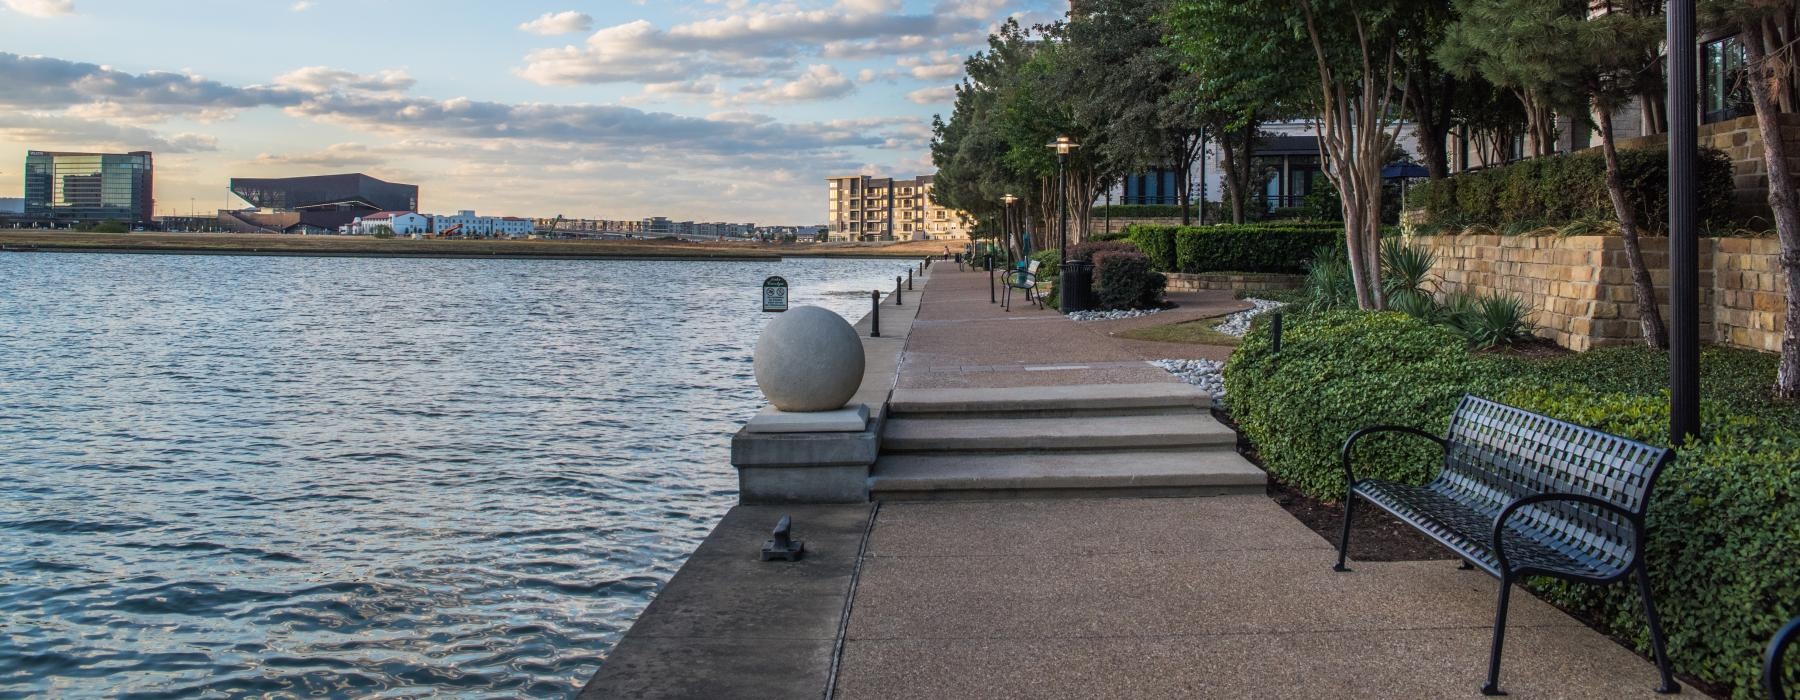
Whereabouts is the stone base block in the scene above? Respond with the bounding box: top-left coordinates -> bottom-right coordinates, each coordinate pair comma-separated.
738,464 -> 871,504
745,404 -> 869,433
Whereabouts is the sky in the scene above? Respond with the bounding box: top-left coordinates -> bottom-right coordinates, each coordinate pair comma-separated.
0,0 -> 1059,223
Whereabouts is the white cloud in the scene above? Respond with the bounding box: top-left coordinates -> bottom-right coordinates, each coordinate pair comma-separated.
905,86 -> 954,106
898,52 -> 961,81
0,112 -> 217,152
273,66 -> 415,94
518,10 -> 593,36
290,1 -> 312,11
730,64 -> 854,105
4,0 -> 73,17
516,0 -> 1006,87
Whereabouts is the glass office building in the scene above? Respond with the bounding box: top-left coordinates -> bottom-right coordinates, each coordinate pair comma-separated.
23,151 -> 154,224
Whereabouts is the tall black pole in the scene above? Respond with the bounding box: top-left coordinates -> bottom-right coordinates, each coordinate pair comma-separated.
1057,153 -> 1069,263
1668,0 -> 1701,445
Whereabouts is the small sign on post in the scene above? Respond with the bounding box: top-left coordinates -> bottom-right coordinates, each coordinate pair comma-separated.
761,276 -> 789,312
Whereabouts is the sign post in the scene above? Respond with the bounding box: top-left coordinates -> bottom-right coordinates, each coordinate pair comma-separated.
761,276 -> 789,313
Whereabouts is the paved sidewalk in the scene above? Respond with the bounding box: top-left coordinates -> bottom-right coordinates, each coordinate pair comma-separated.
898,267 -> 1178,389
834,266 -> 1679,698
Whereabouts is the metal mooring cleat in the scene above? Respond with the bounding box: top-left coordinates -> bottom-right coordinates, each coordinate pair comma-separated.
761,515 -> 804,562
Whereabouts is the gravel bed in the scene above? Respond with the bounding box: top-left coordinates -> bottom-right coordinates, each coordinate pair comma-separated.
1213,298 -> 1286,337
1066,307 -> 1166,322
1151,358 -> 1226,397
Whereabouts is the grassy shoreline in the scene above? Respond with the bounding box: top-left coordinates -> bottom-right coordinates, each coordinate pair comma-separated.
0,230 -> 953,261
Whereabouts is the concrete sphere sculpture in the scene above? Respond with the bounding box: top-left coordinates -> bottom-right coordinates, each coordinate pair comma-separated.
754,306 -> 865,412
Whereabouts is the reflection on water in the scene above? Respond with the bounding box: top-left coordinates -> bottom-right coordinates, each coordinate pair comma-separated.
0,252 -> 906,698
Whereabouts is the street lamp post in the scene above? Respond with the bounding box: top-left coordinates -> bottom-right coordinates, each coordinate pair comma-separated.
1048,135 -> 1082,310
1001,193 -> 1019,264
1669,0 -> 1700,445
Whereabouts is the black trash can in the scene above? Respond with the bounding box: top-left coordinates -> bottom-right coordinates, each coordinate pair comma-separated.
1060,260 -> 1094,312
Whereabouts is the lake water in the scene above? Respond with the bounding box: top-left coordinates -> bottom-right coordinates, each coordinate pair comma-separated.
0,252 -> 909,698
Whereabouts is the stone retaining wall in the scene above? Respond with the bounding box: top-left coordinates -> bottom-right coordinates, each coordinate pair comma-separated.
1416,234 -> 1787,352
1164,272 -> 1304,293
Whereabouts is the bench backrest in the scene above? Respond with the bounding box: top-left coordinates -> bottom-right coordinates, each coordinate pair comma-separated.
1438,395 -> 1672,561
1025,259 -> 1041,275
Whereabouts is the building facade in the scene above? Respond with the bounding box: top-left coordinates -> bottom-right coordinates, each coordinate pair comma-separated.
826,174 -> 970,242
351,211 -> 430,236
23,150 -> 154,224
226,173 -> 418,234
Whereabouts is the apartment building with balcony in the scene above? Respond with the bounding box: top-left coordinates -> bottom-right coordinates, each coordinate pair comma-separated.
826,173 -> 971,242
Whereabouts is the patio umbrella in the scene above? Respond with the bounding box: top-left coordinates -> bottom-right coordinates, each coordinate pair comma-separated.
1382,162 -> 1431,212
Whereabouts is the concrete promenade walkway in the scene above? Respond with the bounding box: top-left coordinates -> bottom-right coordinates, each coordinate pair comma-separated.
835,266 -> 1677,698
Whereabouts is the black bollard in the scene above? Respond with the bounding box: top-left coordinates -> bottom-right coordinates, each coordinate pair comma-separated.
908,269 -> 914,290
895,276 -> 903,305
989,265 -> 996,303
871,290 -> 881,337
1271,312 -> 1283,354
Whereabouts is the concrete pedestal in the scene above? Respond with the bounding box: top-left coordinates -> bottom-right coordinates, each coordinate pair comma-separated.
744,404 -> 869,434
731,422 -> 877,504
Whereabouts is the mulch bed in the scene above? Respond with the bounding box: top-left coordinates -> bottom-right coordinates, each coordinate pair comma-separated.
1266,478 -> 1452,561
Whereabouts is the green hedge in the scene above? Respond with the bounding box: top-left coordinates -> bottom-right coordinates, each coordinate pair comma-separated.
1093,251 -> 1166,310
1125,224 -> 1341,275
1413,145 -> 1735,231
1224,311 -> 1800,698
1091,204 -> 1198,218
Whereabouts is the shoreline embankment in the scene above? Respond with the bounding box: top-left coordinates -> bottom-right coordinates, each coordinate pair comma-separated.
0,230 -> 952,262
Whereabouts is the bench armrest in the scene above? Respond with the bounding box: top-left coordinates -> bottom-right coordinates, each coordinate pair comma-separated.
1339,426 -> 1446,491
1491,492 -> 1642,574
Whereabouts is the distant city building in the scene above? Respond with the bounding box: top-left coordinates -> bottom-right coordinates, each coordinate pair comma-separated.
348,210 -> 532,238
351,211 -> 430,236
0,197 -> 23,214
224,173 -> 418,234
23,150 -> 154,224
826,173 -> 970,242
531,216 -> 757,238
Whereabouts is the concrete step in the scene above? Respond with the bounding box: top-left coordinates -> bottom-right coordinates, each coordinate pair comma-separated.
869,449 -> 1266,500
888,383 -> 1210,417
881,412 -> 1234,453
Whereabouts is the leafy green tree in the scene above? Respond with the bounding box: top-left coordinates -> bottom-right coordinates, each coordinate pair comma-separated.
1703,0 -> 1800,397
1437,0 -> 1669,348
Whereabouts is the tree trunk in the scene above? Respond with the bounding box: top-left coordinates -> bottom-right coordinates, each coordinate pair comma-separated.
1596,100 -> 1669,349
1176,143 -> 1194,226
1219,124 -> 1249,225
1743,22 -> 1800,398
1404,74 -> 1454,179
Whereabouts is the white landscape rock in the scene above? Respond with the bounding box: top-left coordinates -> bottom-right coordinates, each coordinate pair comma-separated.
1214,298 -> 1286,337
1151,358 -> 1227,397
1067,307 -> 1166,322
753,305 -> 865,412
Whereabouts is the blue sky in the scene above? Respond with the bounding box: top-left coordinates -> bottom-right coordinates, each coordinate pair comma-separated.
0,0 -> 1058,223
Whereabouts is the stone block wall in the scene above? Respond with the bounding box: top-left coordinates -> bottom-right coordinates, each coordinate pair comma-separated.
1417,234 -> 1788,353
1164,272 -> 1303,293
1612,113 -> 1800,225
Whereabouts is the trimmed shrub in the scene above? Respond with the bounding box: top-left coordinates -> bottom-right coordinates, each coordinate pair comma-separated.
1223,310 -> 1506,500
1092,251 -> 1166,310
1124,224 -> 1178,271
1091,204 -> 1198,218
1225,311 -> 1800,698
1413,145 -> 1735,231
1124,224 -> 1341,274
1498,387 -> 1799,700
1069,239 -> 1139,265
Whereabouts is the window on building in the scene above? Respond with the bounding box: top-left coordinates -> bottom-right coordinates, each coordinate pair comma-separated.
1703,36 -> 1753,124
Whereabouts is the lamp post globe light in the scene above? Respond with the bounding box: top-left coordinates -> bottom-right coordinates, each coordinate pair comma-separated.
1047,135 -> 1082,311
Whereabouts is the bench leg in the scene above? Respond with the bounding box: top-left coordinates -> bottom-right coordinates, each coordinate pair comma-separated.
1636,566 -> 1681,694
1332,495 -> 1354,572
1482,574 -> 1515,696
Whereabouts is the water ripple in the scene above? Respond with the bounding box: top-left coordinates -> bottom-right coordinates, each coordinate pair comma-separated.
0,252 -> 907,698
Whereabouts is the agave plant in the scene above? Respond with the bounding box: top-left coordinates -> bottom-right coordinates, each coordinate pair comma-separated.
1303,245 -> 1357,311
1380,238 -> 1437,299
1449,292 -> 1537,349
1387,289 -> 1445,324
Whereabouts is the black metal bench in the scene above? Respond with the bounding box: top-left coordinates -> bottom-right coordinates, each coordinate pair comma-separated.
1335,395 -> 1678,696
1770,615 -> 1800,700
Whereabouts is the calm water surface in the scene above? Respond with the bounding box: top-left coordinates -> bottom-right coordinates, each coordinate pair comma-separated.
0,252 -> 908,698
